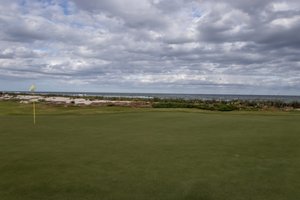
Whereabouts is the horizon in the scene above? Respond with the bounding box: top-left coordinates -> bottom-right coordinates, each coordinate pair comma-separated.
1,0 -> 300,95
2,90 -> 300,97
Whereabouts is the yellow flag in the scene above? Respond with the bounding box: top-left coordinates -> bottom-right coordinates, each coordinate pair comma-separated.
29,84 -> 36,92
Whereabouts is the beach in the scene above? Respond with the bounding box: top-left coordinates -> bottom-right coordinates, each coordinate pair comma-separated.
0,94 -> 151,107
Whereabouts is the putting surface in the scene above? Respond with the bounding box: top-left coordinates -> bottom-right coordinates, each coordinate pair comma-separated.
0,102 -> 300,200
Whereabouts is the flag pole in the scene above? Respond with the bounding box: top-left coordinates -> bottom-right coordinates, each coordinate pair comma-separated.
33,101 -> 36,125
29,84 -> 36,125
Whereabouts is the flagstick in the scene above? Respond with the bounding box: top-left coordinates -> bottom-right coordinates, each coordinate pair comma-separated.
33,101 -> 36,125
29,84 -> 37,125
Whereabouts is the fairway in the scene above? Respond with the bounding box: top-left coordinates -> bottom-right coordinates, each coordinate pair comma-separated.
0,102 -> 300,200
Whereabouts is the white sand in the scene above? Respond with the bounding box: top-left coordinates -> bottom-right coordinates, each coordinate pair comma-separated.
2,94 -> 141,106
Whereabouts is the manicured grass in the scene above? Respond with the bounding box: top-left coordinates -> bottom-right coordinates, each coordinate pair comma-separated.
0,101 -> 300,200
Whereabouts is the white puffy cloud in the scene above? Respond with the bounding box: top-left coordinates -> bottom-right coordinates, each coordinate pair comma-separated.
0,0 -> 299,95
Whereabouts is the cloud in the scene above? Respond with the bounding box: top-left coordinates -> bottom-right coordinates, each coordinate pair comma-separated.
0,0 -> 299,95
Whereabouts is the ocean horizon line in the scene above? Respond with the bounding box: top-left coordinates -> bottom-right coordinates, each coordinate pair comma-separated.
2,90 -> 300,97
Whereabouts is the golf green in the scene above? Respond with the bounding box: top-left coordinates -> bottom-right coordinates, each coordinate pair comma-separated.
0,102 -> 299,200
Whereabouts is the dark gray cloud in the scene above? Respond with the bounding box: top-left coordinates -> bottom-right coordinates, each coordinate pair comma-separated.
0,0 -> 299,94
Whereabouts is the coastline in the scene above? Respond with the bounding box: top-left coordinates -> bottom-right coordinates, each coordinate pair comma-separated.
1,92 -> 300,111
0,93 -> 151,107
2,91 -> 300,103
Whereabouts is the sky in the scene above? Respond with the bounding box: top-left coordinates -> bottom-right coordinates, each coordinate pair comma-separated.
0,0 -> 300,95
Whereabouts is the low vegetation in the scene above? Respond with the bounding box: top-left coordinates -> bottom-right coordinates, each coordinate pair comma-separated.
151,98 -> 300,111
1,92 -> 300,111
